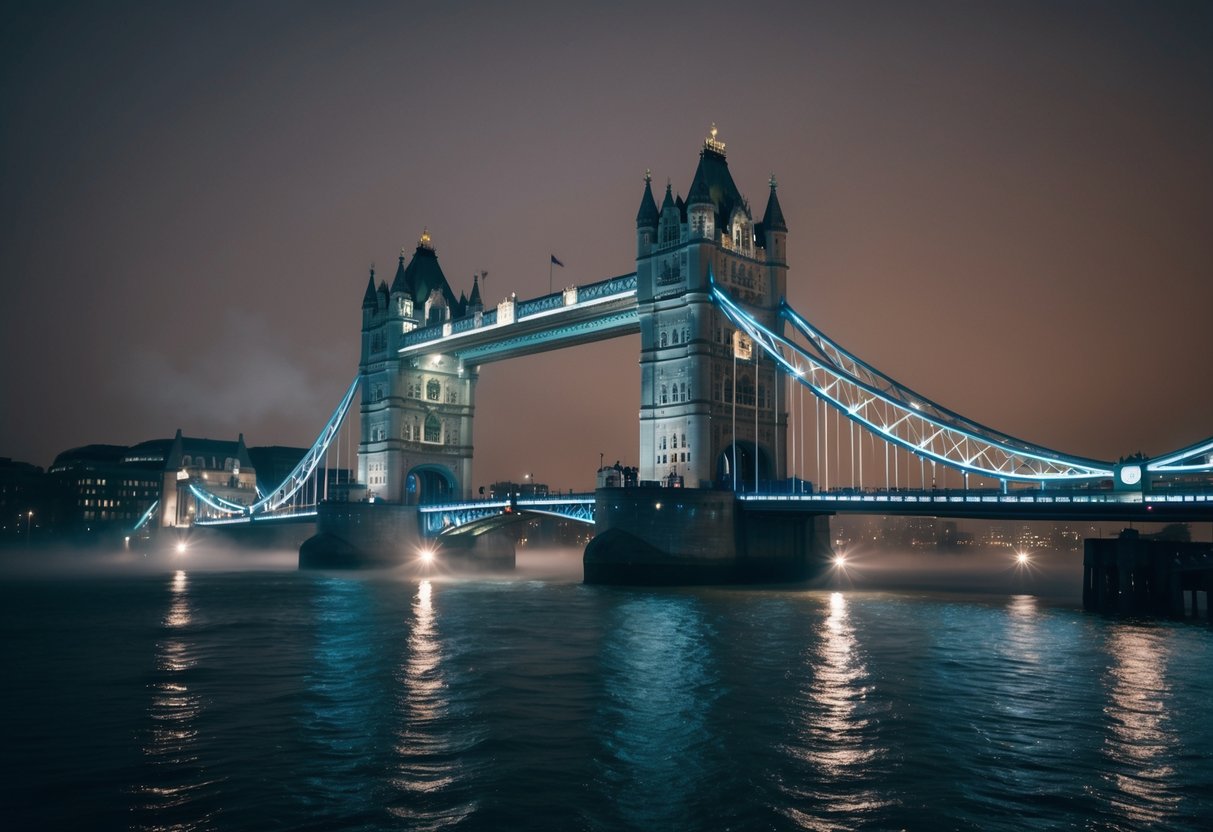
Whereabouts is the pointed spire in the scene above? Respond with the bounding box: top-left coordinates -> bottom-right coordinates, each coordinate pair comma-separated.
762,173 -> 787,232
362,266 -> 377,308
660,181 -> 675,212
469,271 -> 483,307
636,169 -> 659,229
391,247 -> 408,294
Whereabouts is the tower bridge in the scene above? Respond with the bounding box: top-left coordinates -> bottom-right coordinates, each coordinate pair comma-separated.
169,126 -> 1213,586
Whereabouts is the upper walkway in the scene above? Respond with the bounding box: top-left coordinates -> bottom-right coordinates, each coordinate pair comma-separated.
398,273 -> 638,364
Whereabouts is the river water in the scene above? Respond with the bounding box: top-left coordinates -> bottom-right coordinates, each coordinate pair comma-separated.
1,548 -> 1211,831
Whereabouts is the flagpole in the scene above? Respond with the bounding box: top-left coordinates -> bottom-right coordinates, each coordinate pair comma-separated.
549,258 -> 553,294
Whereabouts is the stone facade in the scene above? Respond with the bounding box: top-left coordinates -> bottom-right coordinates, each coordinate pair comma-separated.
635,127 -> 789,489
358,232 -> 480,503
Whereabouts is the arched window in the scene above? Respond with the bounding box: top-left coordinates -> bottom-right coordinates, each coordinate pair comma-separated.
681,434 -> 687,448
739,374 -> 755,406
424,414 -> 441,443
660,385 -> 668,405
426,379 -> 441,401
374,385 -> 384,402
671,329 -> 679,345
660,331 -> 668,348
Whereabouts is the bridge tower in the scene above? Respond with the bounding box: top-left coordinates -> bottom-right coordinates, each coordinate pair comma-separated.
636,126 -> 788,489
358,230 -> 479,504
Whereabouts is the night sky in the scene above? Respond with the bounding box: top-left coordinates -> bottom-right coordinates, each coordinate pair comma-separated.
2,1 -> 1211,491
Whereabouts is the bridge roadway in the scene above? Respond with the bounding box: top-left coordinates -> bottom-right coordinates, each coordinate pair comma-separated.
416,487 -> 1213,536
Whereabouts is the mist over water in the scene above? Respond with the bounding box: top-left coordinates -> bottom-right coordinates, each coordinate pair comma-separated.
2,544 -> 1211,831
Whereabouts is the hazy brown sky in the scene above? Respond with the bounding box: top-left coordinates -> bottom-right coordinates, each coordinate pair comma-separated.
2,1 -> 1211,491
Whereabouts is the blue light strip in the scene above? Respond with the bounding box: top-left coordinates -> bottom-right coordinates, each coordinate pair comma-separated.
187,375 -> 360,521
130,499 -> 160,532
711,284 -> 1114,482
1147,438 -> 1213,473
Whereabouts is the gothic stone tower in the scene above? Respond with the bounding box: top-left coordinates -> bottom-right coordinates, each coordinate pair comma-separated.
636,127 -> 789,489
359,230 -> 482,504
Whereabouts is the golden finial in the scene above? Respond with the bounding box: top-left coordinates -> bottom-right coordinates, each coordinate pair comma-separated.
769,173 -> 777,189
419,227 -> 432,249
705,123 -> 726,155
644,168 -> 651,183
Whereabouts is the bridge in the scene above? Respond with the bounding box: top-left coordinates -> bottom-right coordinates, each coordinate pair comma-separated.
154,127 -> 1213,555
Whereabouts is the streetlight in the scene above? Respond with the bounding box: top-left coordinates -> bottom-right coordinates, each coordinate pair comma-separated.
25,510 -> 33,550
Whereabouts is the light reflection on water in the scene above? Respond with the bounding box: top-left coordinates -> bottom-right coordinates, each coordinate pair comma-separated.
1101,626 -> 1180,827
135,570 -> 214,831
387,579 -> 477,828
783,591 -> 891,830
5,571 -> 1213,831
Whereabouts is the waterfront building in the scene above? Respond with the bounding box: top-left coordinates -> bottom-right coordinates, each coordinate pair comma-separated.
0,457 -> 45,540
45,444 -> 161,535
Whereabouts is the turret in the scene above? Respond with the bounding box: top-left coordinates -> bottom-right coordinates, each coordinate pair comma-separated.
658,181 -> 679,247
361,267 -> 378,333
468,272 -> 484,313
761,174 -> 787,266
636,170 -> 659,254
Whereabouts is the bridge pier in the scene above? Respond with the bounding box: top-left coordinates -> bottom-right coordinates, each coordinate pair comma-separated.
1083,529 -> 1213,618
584,487 -> 830,585
300,502 -> 514,571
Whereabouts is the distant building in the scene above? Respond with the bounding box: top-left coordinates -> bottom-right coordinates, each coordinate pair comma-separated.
489,481 -> 550,499
0,457 -> 45,540
46,444 -> 161,535
158,430 -> 257,527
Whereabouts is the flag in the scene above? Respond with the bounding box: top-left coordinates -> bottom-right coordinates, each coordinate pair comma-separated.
550,255 -> 564,267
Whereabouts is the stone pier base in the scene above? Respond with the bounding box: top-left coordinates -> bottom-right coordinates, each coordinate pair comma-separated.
300,502 -> 514,571
584,487 -> 830,585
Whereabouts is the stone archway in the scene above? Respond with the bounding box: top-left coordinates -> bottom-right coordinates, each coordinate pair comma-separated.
716,441 -> 773,492
404,464 -> 457,506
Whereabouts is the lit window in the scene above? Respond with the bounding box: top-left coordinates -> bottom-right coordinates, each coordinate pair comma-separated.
424,414 -> 441,443
427,380 -> 441,401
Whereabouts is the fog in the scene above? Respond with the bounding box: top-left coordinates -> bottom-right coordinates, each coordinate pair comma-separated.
0,539 -> 1085,604
810,547 -> 1083,602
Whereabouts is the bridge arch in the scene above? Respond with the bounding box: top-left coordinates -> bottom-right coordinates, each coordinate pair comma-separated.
405,464 -> 457,506
717,441 -> 773,491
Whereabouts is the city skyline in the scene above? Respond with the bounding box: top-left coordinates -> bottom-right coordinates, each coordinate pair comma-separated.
3,2 -> 1211,491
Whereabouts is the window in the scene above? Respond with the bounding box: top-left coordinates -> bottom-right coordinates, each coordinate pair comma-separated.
407,381 -> 421,399
426,379 -> 441,401
446,387 -> 458,404
660,331 -> 668,348
660,385 -> 668,405
671,329 -> 679,345
681,433 -> 687,448
738,374 -> 755,406
424,414 -> 441,443
374,385 -> 384,402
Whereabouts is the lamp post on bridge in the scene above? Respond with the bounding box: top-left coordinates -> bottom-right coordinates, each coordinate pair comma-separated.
25,510 -> 33,553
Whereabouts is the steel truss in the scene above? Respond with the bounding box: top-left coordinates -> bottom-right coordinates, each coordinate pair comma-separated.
711,284 -> 1115,483
189,376 -> 360,518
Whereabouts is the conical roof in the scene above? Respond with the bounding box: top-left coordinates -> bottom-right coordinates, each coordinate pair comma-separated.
362,268 -> 377,309
686,143 -> 745,230
390,250 -> 408,294
468,273 -> 483,306
762,175 -> 787,232
402,241 -> 459,310
636,174 -> 659,229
